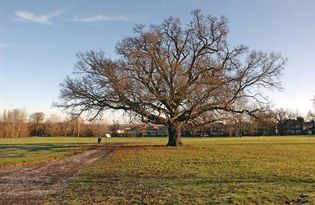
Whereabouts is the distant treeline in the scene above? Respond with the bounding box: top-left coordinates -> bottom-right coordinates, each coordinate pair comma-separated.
0,109 -> 110,138
1,108 -> 315,138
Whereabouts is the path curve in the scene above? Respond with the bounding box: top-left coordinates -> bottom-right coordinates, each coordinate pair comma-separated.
0,143 -> 123,205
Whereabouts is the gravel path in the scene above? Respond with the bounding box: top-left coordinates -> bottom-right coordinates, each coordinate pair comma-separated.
0,143 -> 122,205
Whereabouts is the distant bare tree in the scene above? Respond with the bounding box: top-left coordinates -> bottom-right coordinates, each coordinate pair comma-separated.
45,114 -> 62,136
57,9 -> 285,146
69,117 -> 84,137
61,117 -> 72,136
306,110 -> 315,122
91,119 -> 108,137
271,108 -> 297,123
250,111 -> 277,135
30,112 -> 45,136
271,108 -> 301,135
11,109 -> 27,137
0,109 -> 27,138
108,120 -> 121,136
226,98 -> 251,136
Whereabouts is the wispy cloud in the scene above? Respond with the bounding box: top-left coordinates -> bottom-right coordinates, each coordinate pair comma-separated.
15,10 -> 62,25
73,15 -> 129,22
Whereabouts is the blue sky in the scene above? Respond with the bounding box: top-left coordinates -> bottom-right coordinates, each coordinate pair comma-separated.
0,0 -> 315,118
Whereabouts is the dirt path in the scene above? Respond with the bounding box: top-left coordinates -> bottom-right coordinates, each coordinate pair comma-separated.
0,143 -> 122,205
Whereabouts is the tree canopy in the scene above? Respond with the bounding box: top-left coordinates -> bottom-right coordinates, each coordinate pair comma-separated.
58,10 -> 286,146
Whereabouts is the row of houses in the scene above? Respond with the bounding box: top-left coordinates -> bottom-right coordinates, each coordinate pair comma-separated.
204,119 -> 315,136
112,118 -> 315,137
115,124 -> 168,137
277,118 -> 315,135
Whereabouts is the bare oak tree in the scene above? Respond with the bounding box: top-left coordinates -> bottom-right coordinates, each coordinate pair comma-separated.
57,10 -> 285,146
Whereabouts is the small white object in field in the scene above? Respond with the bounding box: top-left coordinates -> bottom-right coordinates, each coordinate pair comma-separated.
105,134 -> 111,138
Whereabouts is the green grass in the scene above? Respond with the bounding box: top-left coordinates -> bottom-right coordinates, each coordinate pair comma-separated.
0,137 -> 97,167
0,136 -> 164,167
53,136 -> 315,205
0,136 -> 120,144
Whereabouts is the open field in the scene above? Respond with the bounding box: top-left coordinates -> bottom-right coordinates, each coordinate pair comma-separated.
1,136 -> 315,204
0,137 -> 97,167
0,137 -> 163,167
0,143 -> 121,204
51,136 -> 315,204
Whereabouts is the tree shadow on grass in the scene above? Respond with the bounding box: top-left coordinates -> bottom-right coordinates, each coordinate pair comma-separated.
214,142 -> 315,146
117,144 -> 166,150
173,176 -> 315,186
76,172 -> 315,188
0,144 -> 83,154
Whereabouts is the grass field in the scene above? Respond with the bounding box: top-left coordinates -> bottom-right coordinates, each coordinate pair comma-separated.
2,136 -> 315,204
0,137 -> 98,167
0,137 -> 162,167
52,136 -> 315,205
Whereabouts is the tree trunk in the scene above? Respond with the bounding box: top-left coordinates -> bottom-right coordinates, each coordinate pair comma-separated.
167,123 -> 183,146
